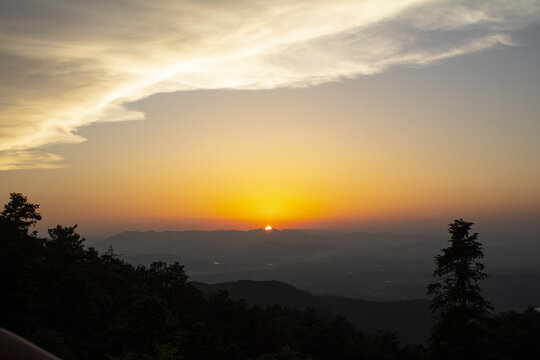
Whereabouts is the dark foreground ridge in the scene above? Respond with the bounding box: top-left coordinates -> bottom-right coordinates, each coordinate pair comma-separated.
194,280 -> 432,344
2,193 -> 540,360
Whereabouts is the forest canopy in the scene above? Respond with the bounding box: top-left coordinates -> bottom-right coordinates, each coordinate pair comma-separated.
1,193 -> 539,360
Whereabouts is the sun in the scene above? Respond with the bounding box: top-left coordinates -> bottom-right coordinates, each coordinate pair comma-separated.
265,225 -> 272,231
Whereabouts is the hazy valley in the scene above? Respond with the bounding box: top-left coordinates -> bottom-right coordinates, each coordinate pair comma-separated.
92,229 -> 540,311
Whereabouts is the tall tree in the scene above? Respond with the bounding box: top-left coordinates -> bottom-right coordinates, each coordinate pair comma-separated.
427,219 -> 492,360
0,193 -> 44,335
0,192 -> 42,234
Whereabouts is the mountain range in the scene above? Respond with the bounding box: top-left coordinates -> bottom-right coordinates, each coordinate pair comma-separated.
193,279 -> 432,344
91,229 -> 540,310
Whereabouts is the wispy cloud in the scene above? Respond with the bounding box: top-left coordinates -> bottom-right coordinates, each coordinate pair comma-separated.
0,151 -> 65,170
1,0 -> 538,170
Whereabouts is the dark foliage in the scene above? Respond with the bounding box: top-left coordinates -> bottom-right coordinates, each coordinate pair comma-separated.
427,219 -> 492,360
0,193 -> 423,360
195,280 -> 432,344
1,195 -> 538,360
491,307 -> 540,360
1,193 -> 41,233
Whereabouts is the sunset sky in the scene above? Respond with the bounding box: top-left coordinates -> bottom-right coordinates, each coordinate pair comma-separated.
1,0 -> 539,237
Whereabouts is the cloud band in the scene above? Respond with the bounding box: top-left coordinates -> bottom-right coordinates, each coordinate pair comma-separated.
0,0 -> 538,169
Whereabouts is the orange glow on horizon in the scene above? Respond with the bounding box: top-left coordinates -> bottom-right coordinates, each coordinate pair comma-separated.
265,225 -> 272,231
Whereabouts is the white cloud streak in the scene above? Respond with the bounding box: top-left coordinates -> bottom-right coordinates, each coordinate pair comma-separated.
0,0 -> 538,169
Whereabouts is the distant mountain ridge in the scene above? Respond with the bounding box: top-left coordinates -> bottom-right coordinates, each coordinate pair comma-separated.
92,229 -> 540,310
91,228 -> 438,265
193,280 -> 432,344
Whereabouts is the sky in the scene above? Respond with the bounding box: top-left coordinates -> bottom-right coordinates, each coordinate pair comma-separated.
1,0 -> 539,237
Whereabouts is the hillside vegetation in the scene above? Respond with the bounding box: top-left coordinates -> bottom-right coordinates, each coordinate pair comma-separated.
1,193 -> 539,360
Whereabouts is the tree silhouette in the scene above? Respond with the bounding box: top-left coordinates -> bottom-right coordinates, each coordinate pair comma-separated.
1,192 -> 42,233
0,193 -> 45,340
10,193 -> 539,359
427,219 -> 492,359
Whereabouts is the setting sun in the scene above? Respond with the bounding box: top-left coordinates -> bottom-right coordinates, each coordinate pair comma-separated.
1,1 -> 540,358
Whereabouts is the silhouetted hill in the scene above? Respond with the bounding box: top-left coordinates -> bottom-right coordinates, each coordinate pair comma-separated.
193,280 -> 432,344
4,191 -> 540,359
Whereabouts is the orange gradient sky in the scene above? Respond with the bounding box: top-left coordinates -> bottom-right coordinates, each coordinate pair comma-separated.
1,1 -> 539,237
